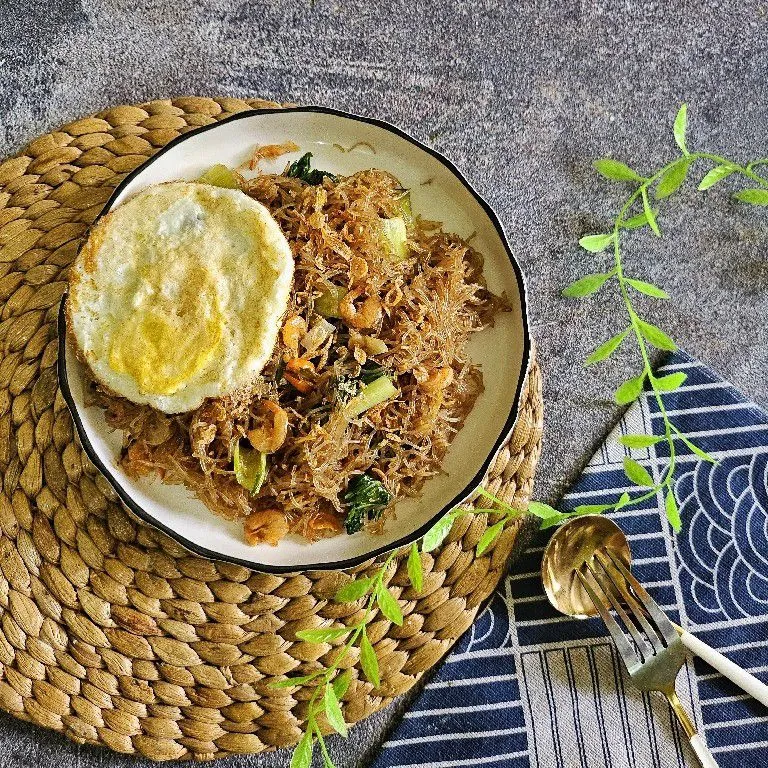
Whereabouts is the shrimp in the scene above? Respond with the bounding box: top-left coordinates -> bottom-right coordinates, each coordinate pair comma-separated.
339,287 -> 382,329
247,401 -> 289,453
421,367 -> 454,394
244,509 -> 289,546
282,315 -> 307,356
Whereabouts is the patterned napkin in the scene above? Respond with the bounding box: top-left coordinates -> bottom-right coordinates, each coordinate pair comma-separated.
372,350 -> 768,768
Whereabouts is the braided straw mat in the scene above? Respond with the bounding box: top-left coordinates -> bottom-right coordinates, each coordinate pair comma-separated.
0,97 -> 543,761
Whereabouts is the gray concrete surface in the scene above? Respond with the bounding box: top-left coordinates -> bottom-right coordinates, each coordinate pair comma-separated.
2,0 -> 768,765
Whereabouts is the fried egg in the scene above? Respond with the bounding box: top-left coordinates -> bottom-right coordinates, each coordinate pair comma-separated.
67,182 -> 294,413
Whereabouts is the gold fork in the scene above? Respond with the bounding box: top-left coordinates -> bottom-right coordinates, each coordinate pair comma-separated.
577,547 -> 718,768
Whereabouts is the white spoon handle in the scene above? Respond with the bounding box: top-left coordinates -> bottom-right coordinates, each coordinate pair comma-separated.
689,733 -> 718,768
680,630 -> 768,707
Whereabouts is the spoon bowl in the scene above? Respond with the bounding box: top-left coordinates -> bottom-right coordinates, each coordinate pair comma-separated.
541,515 -> 632,618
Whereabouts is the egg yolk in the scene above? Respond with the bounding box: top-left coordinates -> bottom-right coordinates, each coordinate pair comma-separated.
108,266 -> 223,396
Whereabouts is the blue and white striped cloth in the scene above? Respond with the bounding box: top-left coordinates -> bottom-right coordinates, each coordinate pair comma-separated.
373,351 -> 768,768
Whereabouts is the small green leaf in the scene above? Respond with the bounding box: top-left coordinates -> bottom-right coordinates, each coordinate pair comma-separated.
638,319 -> 677,351
578,233 -> 615,253
615,374 -> 646,405
296,627 -> 352,643
615,491 -> 632,509
623,457 -> 655,487
407,542 -> 423,593
528,501 -> 561,519
641,187 -> 661,236
332,670 -> 352,701
734,188 -> 768,205
665,489 -> 681,532
654,372 -> 687,392
622,210 -> 651,230
375,583 -> 403,626
673,104 -> 689,155
291,730 -> 314,768
678,434 -> 717,463
271,675 -> 316,689
655,158 -> 690,200
324,682 -> 348,737
334,578 -> 372,604
538,512 -> 572,530
562,272 -> 612,298
585,328 -> 630,366
476,521 -> 505,555
422,512 -> 455,552
698,164 -> 736,191
625,278 -> 669,299
619,434 -> 663,449
359,629 -> 380,688
593,158 -> 644,182
572,504 -> 613,515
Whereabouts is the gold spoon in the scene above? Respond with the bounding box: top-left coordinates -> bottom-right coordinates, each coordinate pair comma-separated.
541,514 -> 631,619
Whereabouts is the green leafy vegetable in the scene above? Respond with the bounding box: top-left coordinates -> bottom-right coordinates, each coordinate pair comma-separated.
286,152 -> 338,185
233,440 -> 267,494
199,163 -> 240,188
342,375 -> 397,419
381,217 -> 409,260
316,285 -> 346,318
395,189 -> 412,222
343,474 -> 391,534
334,375 -> 360,405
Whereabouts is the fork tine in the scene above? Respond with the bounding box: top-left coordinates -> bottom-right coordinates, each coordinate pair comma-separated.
585,558 -> 653,661
594,550 -> 665,654
604,548 -> 679,647
575,568 -> 639,670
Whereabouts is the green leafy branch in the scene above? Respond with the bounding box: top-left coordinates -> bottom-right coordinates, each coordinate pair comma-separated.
280,489 -> 562,768
564,104 -> 768,529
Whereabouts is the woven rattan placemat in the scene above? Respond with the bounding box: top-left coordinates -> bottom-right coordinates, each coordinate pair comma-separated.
0,97 -> 543,761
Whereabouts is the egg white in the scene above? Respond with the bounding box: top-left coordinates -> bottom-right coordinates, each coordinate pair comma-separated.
67,182 -> 294,413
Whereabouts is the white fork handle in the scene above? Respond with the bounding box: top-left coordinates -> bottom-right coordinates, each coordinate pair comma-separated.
680,630 -> 768,708
689,733 -> 718,768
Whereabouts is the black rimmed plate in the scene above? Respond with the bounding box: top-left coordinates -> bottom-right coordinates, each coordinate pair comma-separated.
58,106 -> 531,572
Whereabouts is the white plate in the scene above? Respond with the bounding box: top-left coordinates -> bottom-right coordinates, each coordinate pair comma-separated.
57,106 -> 531,572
